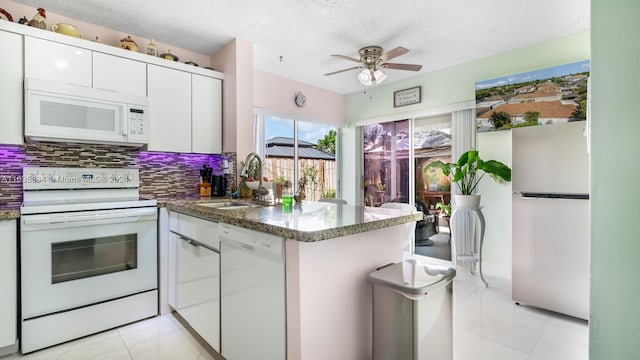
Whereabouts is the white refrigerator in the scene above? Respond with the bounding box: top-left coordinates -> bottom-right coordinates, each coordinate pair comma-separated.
511,121 -> 589,320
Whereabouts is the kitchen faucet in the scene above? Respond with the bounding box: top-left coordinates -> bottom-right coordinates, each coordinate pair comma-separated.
241,152 -> 265,203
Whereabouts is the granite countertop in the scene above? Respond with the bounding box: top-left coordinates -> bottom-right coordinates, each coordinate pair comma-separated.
0,205 -> 21,220
165,199 -> 423,242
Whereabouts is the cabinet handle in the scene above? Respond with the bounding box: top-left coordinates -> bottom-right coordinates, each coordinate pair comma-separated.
173,234 -> 219,253
187,239 -> 200,247
179,236 -> 199,247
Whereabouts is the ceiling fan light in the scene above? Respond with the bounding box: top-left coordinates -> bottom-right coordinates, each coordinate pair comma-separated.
357,69 -> 371,85
373,69 -> 387,85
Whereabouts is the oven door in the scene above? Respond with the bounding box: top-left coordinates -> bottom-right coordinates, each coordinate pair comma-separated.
20,207 -> 157,319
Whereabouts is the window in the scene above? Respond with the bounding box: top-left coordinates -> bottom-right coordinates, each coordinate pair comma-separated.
256,113 -> 338,202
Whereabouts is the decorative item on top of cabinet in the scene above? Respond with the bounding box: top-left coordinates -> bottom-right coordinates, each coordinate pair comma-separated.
27,7 -> 46,29
146,38 -> 157,56
51,23 -> 82,38
119,35 -> 138,52
160,49 -> 179,61
0,8 -> 13,22
185,60 -> 198,66
18,16 -> 29,25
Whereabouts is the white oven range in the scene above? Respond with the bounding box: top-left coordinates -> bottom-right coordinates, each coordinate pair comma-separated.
20,167 -> 158,354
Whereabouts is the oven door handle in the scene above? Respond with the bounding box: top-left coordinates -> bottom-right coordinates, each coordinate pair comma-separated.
22,207 -> 157,226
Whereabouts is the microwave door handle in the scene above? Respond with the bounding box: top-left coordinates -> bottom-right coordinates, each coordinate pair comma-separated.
123,107 -> 128,137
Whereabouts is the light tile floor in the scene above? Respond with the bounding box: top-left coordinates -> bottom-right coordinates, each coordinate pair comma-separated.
6,315 -> 215,360
6,270 -> 587,360
453,269 -> 588,360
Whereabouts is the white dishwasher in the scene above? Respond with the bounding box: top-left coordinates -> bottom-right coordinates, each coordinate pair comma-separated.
219,223 -> 286,360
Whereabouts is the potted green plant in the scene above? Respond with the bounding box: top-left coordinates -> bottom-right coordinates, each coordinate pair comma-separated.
435,201 -> 451,216
426,149 -> 511,207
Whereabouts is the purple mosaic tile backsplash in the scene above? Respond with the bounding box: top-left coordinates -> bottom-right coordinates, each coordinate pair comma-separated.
0,142 -> 236,207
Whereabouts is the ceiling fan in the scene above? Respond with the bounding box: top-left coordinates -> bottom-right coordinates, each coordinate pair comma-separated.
324,46 -> 422,86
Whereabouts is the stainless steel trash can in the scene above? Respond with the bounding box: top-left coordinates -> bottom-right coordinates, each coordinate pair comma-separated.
369,259 -> 456,360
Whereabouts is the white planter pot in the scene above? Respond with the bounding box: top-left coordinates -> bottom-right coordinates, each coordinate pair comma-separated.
455,194 -> 481,208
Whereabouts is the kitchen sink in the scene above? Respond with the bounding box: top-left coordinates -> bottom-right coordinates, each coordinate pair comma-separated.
197,201 -> 260,210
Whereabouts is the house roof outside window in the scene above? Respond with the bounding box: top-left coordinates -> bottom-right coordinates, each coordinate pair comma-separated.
265,137 -> 335,160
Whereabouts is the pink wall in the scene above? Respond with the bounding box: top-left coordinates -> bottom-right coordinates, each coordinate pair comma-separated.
1,0 -> 211,67
210,38 -> 254,162
254,70 -> 345,126
211,40 -> 238,153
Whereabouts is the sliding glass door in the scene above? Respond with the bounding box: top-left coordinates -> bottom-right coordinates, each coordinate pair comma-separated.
360,114 -> 453,262
413,114 -> 452,261
362,120 -> 410,206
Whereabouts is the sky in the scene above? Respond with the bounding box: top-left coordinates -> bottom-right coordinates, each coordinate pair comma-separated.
474,59 -> 591,90
266,116 -> 336,144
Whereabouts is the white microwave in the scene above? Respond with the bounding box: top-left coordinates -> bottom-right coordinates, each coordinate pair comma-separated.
24,78 -> 149,147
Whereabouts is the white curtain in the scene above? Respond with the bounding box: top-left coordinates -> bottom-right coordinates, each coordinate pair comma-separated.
450,108 -> 476,199
450,108 -> 477,268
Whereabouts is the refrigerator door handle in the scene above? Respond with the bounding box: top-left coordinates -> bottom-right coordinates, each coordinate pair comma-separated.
520,192 -> 589,200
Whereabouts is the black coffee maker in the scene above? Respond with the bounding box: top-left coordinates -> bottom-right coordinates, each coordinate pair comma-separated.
211,175 -> 226,197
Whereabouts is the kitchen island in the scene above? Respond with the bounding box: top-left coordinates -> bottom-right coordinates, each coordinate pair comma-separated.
165,199 -> 421,360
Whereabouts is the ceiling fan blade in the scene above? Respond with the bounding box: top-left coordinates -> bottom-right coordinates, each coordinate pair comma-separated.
383,63 -> 423,71
379,47 -> 409,62
331,54 -> 362,63
324,66 -> 361,76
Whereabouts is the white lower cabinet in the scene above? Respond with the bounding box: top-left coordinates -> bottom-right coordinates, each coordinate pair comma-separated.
0,220 -> 17,356
168,213 -> 220,351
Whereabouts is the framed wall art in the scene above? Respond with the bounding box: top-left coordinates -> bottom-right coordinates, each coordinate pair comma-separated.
394,86 -> 422,107
475,60 -> 590,132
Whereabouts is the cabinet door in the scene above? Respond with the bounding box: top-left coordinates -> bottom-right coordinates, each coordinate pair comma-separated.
93,52 -> 147,96
24,37 -> 92,87
0,31 -> 23,145
147,65 -> 191,152
0,220 -> 17,349
192,75 -> 222,154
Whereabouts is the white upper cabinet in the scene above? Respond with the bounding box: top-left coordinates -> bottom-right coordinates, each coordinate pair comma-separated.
3,22 -> 223,153
192,75 -> 222,154
93,53 -> 147,96
0,31 -> 24,145
147,64 -> 192,153
24,36 -> 92,87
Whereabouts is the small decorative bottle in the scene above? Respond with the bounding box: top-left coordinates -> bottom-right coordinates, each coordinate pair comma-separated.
146,38 -> 157,56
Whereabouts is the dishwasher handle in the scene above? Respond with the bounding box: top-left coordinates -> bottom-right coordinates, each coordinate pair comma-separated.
219,232 -> 284,262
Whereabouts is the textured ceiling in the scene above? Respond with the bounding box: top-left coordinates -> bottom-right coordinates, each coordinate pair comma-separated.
11,0 -> 590,94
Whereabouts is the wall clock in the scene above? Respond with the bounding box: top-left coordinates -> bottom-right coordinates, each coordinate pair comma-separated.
294,92 -> 306,107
